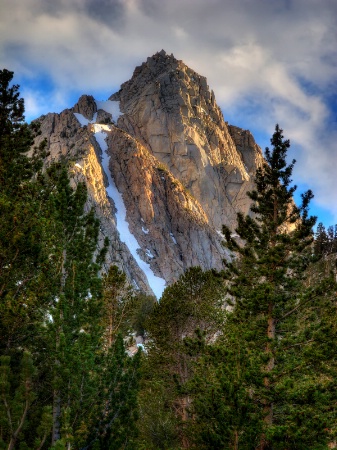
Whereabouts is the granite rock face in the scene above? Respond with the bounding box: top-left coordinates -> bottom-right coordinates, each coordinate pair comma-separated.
33,51 -> 265,297
111,50 -> 264,230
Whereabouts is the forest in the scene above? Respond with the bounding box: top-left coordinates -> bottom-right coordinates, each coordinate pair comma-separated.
1,69 -> 337,450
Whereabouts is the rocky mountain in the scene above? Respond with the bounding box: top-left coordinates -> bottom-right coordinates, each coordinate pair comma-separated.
33,50 -> 264,298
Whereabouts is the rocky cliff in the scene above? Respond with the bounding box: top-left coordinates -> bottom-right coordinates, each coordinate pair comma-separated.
33,50 -> 265,297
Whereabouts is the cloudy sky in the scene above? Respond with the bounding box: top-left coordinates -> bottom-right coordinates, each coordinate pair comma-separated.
1,0 -> 336,225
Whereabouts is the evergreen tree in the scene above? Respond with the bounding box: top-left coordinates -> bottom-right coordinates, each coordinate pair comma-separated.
0,69 -> 53,448
194,124 -> 337,449
0,69 -> 43,193
101,265 -> 134,348
314,222 -> 328,257
187,322 -> 260,449
0,70 -> 142,449
0,69 -> 47,355
333,225 -> 337,253
143,267 -> 225,449
314,222 -> 337,257
89,334 -> 141,450
36,164 -> 104,447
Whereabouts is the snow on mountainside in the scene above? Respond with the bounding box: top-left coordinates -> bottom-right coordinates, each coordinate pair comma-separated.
33,50 -> 265,298
93,120 -> 166,299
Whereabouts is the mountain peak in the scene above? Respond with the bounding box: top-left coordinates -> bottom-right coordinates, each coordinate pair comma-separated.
35,53 -> 265,295
110,51 -> 215,120
110,50 -> 181,102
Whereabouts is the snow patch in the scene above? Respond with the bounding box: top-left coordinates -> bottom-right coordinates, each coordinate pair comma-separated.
146,249 -> 154,258
93,124 -> 166,299
170,232 -> 177,244
74,112 -> 90,126
142,226 -> 149,234
74,101 -> 121,127
217,230 -> 239,239
73,111 -> 96,126
46,313 -> 53,323
95,100 -> 122,122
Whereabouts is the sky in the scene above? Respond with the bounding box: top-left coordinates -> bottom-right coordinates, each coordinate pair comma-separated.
1,0 -> 336,226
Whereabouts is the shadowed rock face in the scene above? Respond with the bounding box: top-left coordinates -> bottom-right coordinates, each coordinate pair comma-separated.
33,50 -> 264,297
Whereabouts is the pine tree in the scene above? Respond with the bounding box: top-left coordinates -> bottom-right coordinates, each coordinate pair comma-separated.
101,265 -> 134,348
334,224 -> 337,253
0,352 -> 36,449
35,164 -> 104,447
187,320 -> 261,449
0,70 -> 142,449
314,222 -> 328,257
314,222 -> 337,257
90,334 -> 141,450
189,125 -> 337,449
143,267 -> 225,449
0,69 -> 47,355
0,70 -> 54,448
0,69 -> 43,192
209,125 -> 337,449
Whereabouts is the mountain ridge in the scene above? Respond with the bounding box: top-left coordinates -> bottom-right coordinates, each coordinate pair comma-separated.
33,50 -> 264,297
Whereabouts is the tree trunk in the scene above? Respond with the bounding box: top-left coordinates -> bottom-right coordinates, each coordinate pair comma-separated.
259,303 -> 275,450
7,379 -> 30,450
233,429 -> 239,450
178,396 -> 191,449
52,249 -> 66,445
264,304 -> 275,423
52,389 -> 61,445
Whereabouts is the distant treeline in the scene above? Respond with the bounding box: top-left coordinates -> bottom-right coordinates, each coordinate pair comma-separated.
314,222 -> 337,256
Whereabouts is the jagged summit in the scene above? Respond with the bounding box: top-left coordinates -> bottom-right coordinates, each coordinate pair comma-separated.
72,94 -> 96,120
111,50 -> 180,100
34,52 -> 265,296
111,50 -> 218,120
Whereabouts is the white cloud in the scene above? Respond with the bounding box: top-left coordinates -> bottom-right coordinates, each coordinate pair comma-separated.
1,0 -> 336,221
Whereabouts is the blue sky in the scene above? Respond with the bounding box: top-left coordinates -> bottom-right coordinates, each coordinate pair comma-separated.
1,0 -> 336,226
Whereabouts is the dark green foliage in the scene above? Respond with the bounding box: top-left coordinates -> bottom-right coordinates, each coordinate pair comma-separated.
0,69 -> 44,192
0,71 -> 142,449
0,352 -> 37,449
101,265 -> 134,347
0,69 -> 55,450
0,69 -> 47,356
90,334 -> 141,450
192,125 -> 337,449
136,381 -> 180,450
314,222 -> 329,257
188,329 -> 261,449
36,164 -> 107,447
130,292 -> 156,338
142,267 -> 226,448
314,222 -> 337,257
